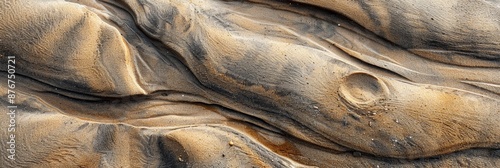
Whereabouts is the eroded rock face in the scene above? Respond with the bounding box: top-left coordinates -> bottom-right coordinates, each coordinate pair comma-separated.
1,0 -> 499,167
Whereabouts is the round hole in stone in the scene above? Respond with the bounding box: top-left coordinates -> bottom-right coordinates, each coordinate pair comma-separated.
339,72 -> 386,105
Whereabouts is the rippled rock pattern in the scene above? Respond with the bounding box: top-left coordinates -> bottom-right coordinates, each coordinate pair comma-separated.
1,0 -> 499,167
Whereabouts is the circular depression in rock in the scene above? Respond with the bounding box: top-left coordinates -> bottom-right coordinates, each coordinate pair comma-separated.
339,72 -> 387,105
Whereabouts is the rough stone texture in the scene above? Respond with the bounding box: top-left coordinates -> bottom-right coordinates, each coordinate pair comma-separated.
0,0 -> 499,167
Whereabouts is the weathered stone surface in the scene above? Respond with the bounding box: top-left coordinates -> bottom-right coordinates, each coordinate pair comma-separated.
1,0 -> 499,167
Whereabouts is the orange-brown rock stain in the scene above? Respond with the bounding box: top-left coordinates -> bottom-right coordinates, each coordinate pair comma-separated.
225,121 -> 304,162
